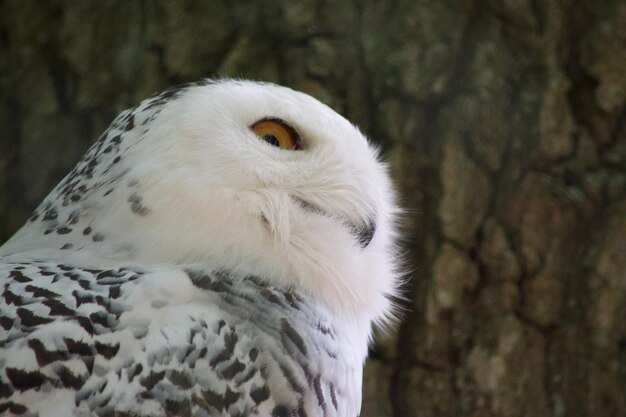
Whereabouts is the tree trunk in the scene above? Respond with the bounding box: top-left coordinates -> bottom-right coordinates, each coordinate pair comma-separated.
1,1 -> 625,416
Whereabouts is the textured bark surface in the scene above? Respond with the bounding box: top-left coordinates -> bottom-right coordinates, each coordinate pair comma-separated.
1,1 -> 625,416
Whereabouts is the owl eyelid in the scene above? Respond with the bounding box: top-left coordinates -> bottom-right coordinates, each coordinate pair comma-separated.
249,117 -> 303,150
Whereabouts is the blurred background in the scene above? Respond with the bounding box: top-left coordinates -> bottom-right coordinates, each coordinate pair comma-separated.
1,1 -> 625,416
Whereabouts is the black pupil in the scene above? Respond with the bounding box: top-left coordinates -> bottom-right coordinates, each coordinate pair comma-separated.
263,134 -> 280,147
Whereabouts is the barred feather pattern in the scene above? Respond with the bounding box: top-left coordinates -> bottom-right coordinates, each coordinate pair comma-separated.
0,262 -> 359,417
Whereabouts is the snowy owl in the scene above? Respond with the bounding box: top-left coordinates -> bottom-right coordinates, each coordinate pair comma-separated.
0,80 -> 400,417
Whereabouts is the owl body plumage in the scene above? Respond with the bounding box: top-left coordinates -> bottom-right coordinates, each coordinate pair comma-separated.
0,80 -> 399,416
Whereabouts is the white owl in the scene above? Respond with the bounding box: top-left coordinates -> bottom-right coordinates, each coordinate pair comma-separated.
0,80 -> 400,417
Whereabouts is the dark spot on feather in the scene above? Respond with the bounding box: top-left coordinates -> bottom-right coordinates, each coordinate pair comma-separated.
16,307 -> 54,327
140,370 -> 165,390
0,401 -> 27,414
9,270 -> 31,283
108,285 -> 121,299
74,316 -> 94,335
89,312 -> 110,327
53,224 -> 71,235
250,384 -> 270,405
124,114 -> 135,131
198,347 -> 208,358
43,208 -> 58,221
64,338 -> 93,356
261,288 -> 283,305
56,365 -> 86,389
209,329 -> 238,367
180,345 -> 194,363
42,298 -> 74,316
280,318 -> 308,356
130,201 -> 150,216
223,386 -> 240,409
317,322 -> 333,336
28,339 -> 67,366
222,359 -> 245,379
314,375 -> 325,406
247,275 -> 270,288
98,380 -> 108,393
96,269 -> 126,280
0,381 -> 13,398
0,316 -> 13,330
25,284 -> 59,299
68,210 -> 80,224
94,295 -> 108,308
272,405 -> 291,417
61,243 -> 73,250
5,368 -> 46,391
249,348 -> 259,362
83,227 -> 92,235
276,361 -> 305,395
86,159 -> 98,174
128,363 -> 143,382
144,85 -> 188,110
72,290 -> 93,306
330,383 -> 338,410
169,370 -> 191,389
92,233 -> 105,242
83,356 -> 95,374
283,291 -> 301,310
187,270 -> 228,292
3,290 -> 23,306
65,271 -> 81,281
201,389 -> 223,411
95,341 -> 120,359
165,399 -> 191,417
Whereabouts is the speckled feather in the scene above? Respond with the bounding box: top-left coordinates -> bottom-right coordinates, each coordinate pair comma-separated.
0,80 -> 400,417
0,262 -> 356,416
18,84 -> 192,250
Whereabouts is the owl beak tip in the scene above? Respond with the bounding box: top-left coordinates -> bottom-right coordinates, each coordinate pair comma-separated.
291,195 -> 376,248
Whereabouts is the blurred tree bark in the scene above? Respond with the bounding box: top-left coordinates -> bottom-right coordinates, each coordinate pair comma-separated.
1,1 -> 625,417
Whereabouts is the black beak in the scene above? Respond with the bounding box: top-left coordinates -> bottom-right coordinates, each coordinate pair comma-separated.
291,196 -> 376,248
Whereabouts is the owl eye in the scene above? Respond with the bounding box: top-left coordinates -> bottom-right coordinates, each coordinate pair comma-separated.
250,118 -> 301,150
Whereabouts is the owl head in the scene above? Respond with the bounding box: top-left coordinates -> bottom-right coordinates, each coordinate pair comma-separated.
1,80 -> 401,330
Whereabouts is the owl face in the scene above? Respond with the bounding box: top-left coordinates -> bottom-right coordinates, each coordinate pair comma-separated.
167,82 -> 388,246
3,80 -> 400,327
